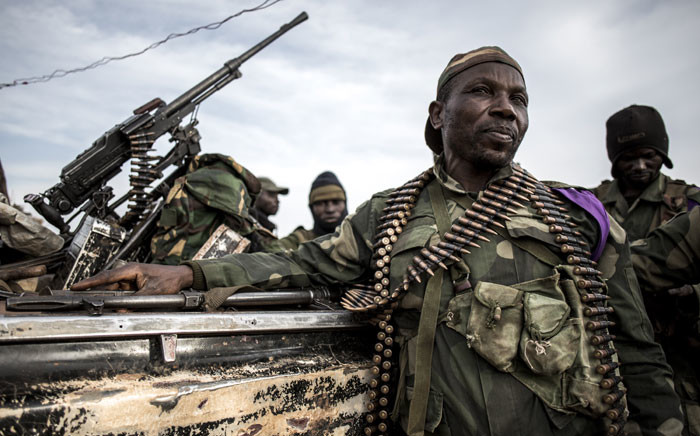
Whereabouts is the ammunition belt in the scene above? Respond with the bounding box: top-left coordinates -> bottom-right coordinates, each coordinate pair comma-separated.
340,164 -> 628,436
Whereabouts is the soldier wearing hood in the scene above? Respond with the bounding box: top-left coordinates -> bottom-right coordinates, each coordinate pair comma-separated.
271,171 -> 348,251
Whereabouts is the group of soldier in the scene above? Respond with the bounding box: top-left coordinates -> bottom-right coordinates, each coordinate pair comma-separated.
2,45 -> 699,435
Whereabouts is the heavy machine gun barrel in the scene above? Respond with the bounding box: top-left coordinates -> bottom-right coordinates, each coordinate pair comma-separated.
26,12 -> 308,234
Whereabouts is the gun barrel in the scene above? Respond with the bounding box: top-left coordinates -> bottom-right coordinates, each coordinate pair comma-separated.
4,288 -> 337,312
162,11 -> 308,118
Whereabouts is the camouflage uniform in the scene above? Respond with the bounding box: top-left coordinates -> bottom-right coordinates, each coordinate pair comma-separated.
632,207 -> 700,436
0,193 -> 64,292
592,173 -> 700,242
187,159 -> 682,436
594,173 -> 700,436
632,207 -> 700,289
0,193 -> 63,259
273,226 -> 317,251
150,154 -> 273,265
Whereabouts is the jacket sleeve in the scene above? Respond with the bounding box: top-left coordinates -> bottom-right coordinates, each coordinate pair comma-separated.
631,208 -> 700,291
189,197 -> 380,290
600,217 -> 684,435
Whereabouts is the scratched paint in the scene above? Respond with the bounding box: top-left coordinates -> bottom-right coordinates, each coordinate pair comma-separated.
0,352 -> 372,436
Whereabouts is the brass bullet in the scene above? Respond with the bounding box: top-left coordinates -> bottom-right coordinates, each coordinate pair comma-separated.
577,279 -> 605,289
593,347 -> 617,359
456,216 -> 498,235
602,388 -> 624,404
438,241 -> 470,255
573,266 -> 600,275
581,293 -> 610,303
596,361 -> 621,375
605,404 -> 625,420
600,375 -> 624,390
590,334 -> 616,345
445,232 -> 480,248
473,202 -> 511,221
454,223 -> 491,242
586,320 -> 616,330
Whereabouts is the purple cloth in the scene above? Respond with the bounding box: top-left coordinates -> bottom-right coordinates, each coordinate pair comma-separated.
688,199 -> 699,210
552,188 -> 609,262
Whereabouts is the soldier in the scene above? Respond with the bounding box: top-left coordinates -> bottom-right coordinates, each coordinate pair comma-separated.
591,104 -> 700,241
632,208 -> 700,436
272,171 -> 348,250
592,105 -> 700,435
632,207 -> 700,288
149,153 -> 273,265
0,159 -> 64,292
74,47 -> 682,435
248,176 -> 288,234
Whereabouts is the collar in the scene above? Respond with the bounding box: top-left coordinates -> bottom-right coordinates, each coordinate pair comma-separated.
598,173 -> 669,206
432,153 -> 515,195
637,172 -> 668,203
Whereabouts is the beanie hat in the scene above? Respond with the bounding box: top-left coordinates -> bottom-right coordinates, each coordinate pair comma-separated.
425,46 -> 524,155
308,171 -> 346,205
606,104 -> 672,168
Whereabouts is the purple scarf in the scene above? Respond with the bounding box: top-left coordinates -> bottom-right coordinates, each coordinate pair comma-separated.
552,188 -> 609,262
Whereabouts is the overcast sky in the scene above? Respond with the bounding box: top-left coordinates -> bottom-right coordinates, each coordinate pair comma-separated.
1,0 -> 699,237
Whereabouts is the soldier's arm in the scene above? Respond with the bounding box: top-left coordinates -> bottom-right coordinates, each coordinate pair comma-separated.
187,197 -> 380,290
631,207 -> 700,291
600,218 -> 683,434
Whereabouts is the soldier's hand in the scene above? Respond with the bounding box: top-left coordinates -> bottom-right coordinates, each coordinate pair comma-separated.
668,284 -> 694,297
71,263 -> 194,295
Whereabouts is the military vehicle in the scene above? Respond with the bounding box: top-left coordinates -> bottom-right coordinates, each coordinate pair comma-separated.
0,12 -> 373,435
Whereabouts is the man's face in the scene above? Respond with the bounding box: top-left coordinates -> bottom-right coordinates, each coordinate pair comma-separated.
311,199 -> 346,229
613,147 -> 663,189
430,62 -> 529,170
255,190 -> 279,216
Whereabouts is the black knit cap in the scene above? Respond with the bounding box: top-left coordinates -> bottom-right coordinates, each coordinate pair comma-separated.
308,171 -> 346,205
606,104 -> 673,169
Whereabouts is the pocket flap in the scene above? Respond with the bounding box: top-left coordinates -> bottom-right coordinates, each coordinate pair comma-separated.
474,282 -> 523,309
523,292 -> 570,338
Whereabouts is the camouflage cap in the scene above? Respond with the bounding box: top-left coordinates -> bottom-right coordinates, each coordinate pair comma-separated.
257,176 -> 289,195
425,46 -> 524,155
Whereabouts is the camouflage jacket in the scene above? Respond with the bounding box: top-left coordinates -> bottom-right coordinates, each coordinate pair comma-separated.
150,154 -> 271,265
190,159 -> 681,436
631,207 -> 700,290
0,193 -> 63,258
594,172 -> 700,347
267,226 -> 317,251
592,172 -> 700,242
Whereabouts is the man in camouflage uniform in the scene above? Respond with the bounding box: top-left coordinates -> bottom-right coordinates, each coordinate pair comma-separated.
150,153 -> 274,265
272,171 -> 348,251
75,47 -> 682,435
632,207 -> 700,436
632,207 -> 700,287
592,105 -> 700,435
248,176 -> 288,234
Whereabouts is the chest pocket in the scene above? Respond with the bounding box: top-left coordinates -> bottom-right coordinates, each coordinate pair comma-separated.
445,272 -> 581,377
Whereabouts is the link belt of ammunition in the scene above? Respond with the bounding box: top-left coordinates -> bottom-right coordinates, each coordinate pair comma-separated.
340,164 -> 628,436
122,127 -> 159,226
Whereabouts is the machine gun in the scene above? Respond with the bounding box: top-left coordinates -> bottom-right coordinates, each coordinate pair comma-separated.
13,12 -> 308,287
26,11 -> 308,234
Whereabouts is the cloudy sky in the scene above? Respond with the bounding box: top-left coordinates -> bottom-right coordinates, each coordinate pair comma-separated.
1,0 -> 699,237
